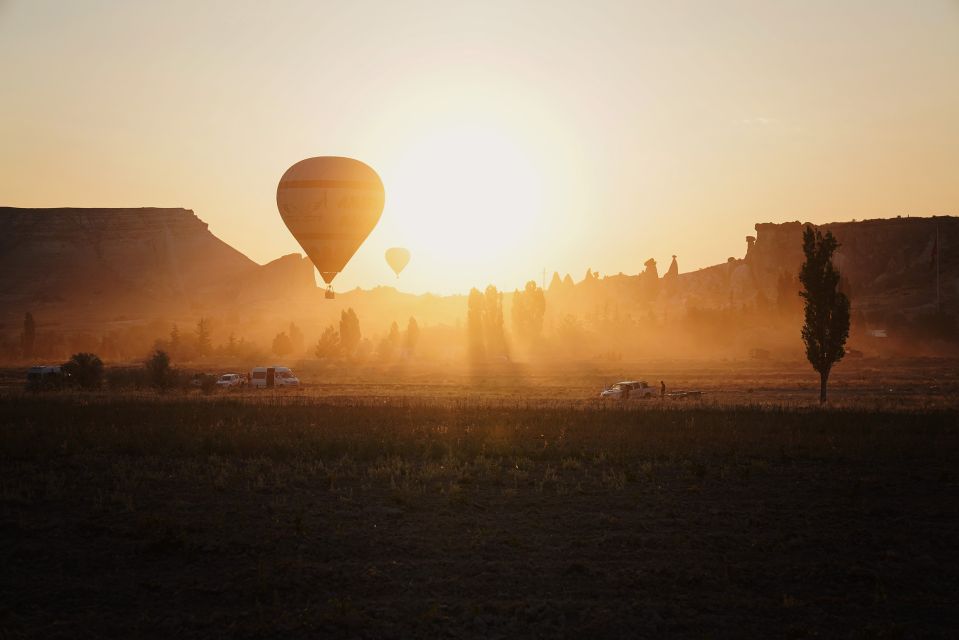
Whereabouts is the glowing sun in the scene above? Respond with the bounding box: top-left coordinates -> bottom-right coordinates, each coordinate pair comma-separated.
386,123 -> 544,268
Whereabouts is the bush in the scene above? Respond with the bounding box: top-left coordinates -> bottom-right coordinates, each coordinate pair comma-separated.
146,350 -> 174,390
62,352 -> 104,390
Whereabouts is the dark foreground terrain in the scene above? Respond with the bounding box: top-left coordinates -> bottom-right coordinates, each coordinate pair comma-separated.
1,394 -> 957,638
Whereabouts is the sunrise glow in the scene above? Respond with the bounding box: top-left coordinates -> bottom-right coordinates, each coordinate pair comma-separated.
385,123 -> 544,269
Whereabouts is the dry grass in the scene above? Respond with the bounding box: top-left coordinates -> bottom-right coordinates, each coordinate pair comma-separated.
1,379 -> 957,638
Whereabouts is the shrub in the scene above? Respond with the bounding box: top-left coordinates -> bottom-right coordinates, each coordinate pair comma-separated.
146,350 -> 174,390
62,352 -> 104,389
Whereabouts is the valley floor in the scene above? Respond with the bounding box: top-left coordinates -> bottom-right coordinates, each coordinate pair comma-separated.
1,381 -> 957,637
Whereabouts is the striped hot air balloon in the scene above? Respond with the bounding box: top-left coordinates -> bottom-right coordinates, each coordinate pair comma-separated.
276,157 -> 385,297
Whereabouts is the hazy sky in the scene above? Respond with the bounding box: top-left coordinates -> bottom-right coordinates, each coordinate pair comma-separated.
2,1 -> 957,294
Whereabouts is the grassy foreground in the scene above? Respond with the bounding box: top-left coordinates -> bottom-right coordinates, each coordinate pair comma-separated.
1,394 -> 957,638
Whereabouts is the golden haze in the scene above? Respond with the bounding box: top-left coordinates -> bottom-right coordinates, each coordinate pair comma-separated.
0,1 -> 957,293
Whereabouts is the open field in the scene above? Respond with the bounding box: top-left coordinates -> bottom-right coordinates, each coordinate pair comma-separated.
2,377 -> 958,638
4,356 -> 958,408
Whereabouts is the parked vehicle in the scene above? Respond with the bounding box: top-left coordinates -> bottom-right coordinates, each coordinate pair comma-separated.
250,367 -> 268,388
600,380 -> 655,399
26,365 -> 67,391
249,366 -> 299,388
216,373 -> 244,388
273,367 -> 300,387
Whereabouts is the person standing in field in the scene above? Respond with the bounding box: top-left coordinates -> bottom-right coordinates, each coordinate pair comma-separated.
660,380 -> 666,398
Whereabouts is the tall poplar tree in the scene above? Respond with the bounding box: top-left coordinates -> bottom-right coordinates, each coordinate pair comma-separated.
799,226 -> 850,403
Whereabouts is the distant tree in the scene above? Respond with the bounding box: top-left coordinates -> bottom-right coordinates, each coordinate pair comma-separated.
195,318 -> 212,357
378,321 -> 401,361
467,288 -> 486,361
314,325 -> 340,359
388,321 -> 401,349
511,281 -> 546,343
288,323 -> 304,353
62,352 -> 104,389
339,308 -> 361,356
146,349 -> 173,389
484,285 -> 507,359
272,331 -> 293,357
799,226 -> 851,403
226,332 -> 237,356
509,289 -> 522,327
169,324 -> 181,357
21,312 -> 36,359
404,317 -> 420,355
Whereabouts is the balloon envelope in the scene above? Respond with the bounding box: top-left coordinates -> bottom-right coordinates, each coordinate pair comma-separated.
276,157 -> 385,285
385,247 -> 410,277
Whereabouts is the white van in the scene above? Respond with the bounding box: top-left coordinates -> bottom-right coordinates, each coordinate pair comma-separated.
249,366 -> 300,388
26,365 -> 66,390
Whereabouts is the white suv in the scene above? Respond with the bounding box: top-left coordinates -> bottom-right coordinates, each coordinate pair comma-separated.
216,373 -> 244,388
600,381 -> 656,399
274,366 -> 300,387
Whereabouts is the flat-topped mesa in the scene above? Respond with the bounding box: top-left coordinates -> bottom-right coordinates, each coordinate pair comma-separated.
0,207 -> 316,324
0,206 -> 211,238
746,217 -> 957,310
0,205 -> 252,276
661,215 -> 956,318
0,207 -> 227,263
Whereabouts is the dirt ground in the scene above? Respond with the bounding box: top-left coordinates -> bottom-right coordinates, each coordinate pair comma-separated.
6,355 -> 955,407
1,361 -> 957,638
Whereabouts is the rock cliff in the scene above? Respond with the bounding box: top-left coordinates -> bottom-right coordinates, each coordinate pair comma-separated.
0,207 -> 318,326
672,216 -> 956,319
1,207 -> 954,348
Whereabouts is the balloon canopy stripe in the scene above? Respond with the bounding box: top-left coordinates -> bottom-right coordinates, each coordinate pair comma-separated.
293,232 -> 364,240
278,179 -> 382,190
276,156 -> 385,291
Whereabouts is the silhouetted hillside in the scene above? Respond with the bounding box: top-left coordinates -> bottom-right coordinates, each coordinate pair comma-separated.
0,207 -> 317,325
1,207 -> 954,361
547,216 -> 956,327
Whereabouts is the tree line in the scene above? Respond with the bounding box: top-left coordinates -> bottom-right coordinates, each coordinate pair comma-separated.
7,227 -> 856,401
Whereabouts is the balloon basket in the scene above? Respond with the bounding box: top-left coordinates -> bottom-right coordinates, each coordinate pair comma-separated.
324,287 -> 335,300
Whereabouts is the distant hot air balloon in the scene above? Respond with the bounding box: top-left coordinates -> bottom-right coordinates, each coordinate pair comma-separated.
276,157 -> 385,298
385,247 -> 410,278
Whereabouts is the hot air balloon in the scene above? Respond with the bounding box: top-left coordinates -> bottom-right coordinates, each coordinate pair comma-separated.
385,247 -> 410,278
276,157 -> 385,298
